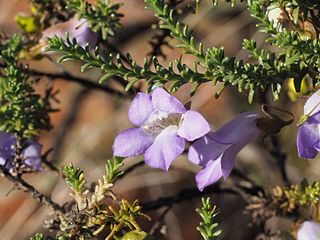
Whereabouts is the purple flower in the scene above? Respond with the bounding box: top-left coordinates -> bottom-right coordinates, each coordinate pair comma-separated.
0,132 -> 16,168
0,131 -> 42,171
188,112 -> 261,191
297,89 -> 320,159
297,221 -> 320,240
22,141 -> 43,171
113,87 -> 210,171
42,17 -> 99,49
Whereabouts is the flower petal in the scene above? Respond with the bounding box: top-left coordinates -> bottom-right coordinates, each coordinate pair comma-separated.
151,87 -> 186,113
297,221 -> 320,240
304,89 -> 320,116
188,132 -> 231,166
214,113 -> 261,178
113,128 -> 154,157
42,18 -> 98,49
22,141 -> 42,170
144,126 -> 185,171
0,131 -> 15,149
195,158 -> 223,191
214,112 -> 261,143
190,112 -> 261,187
297,113 -> 320,159
128,93 -> 154,126
0,155 -> 5,166
70,19 -> 98,49
0,131 -> 16,167
220,147 -> 240,179
178,110 -> 210,141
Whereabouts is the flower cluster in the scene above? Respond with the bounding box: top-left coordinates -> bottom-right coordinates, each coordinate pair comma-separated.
113,88 -> 320,191
0,131 -> 42,171
113,88 -> 262,190
297,89 -> 320,159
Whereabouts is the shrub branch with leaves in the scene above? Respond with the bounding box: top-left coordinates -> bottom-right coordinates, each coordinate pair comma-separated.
0,0 -> 319,239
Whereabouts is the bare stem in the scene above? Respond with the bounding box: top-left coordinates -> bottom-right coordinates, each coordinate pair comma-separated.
0,165 -> 66,214
0,62 -> 128,97
29,68 -> 127,97
141,184 -> 238,212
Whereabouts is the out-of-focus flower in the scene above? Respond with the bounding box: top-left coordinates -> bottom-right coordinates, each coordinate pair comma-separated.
297,221 -> 320,240
266,5 -> 293,31
0,131 -> 42,171
297,89 -> 320,159
267,5 -> 316,39
0,132 -> 16,168
22,141 -> 43,171
188,112 -> 261,191
113,87 -> 210,171
267,6 -> 287,29
41,17 -> 99,50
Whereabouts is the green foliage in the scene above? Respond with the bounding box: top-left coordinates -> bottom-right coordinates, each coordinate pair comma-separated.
30,233 -> 45,240
121,230 -> 153,240
106,156 -> 125,183
272,179 -> 320,214
247,0 -> 320,90
145,0 -> 205,61
63,163 -> 86,193
45,0 -> 320,103
29,0 -> 70,30
15,15 -> 40,33
63,157 -> 123,195
53,161 -> 150,239
108,199 -> 151,240
46,35 -> 208,93
0,35 -> 53,138
66,0 -> 123,40
145,0 -> 320,102
196,198 -> 222,240
268,0 -> 320,22
9,1 -> 320,239
30,233 -> 57,240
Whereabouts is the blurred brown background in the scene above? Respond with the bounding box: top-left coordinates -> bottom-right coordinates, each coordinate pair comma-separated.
0,0 -> 318,239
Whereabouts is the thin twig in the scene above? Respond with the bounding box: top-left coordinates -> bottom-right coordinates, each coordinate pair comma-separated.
270,135 -> 289,185
141,184 -> 238,212
0,61 -> 126,97
115,160 -> 145,183
0,165 -> 66,213
42,148 -> 61,174
141,167 -> 265,212
149,206 -> 172,235
260,91 -> 290,186
42,156 -> 61,174
30,68 -> 127,97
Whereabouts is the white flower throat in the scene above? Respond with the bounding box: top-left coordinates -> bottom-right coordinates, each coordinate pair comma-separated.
142,111 -> 182,136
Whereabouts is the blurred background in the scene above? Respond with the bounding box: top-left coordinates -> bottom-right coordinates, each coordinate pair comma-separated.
0,0 -> 318,239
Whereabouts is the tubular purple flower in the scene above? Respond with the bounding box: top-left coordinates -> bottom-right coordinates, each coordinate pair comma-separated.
188,112 -> 261,191
297,89 -> 320,159
22,141 -> 43,171
42,17 -> 99,49
297,221 -> 320,240
113,87 -> 210,171
0,132 -> 16,168
0,131 -> 42,171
